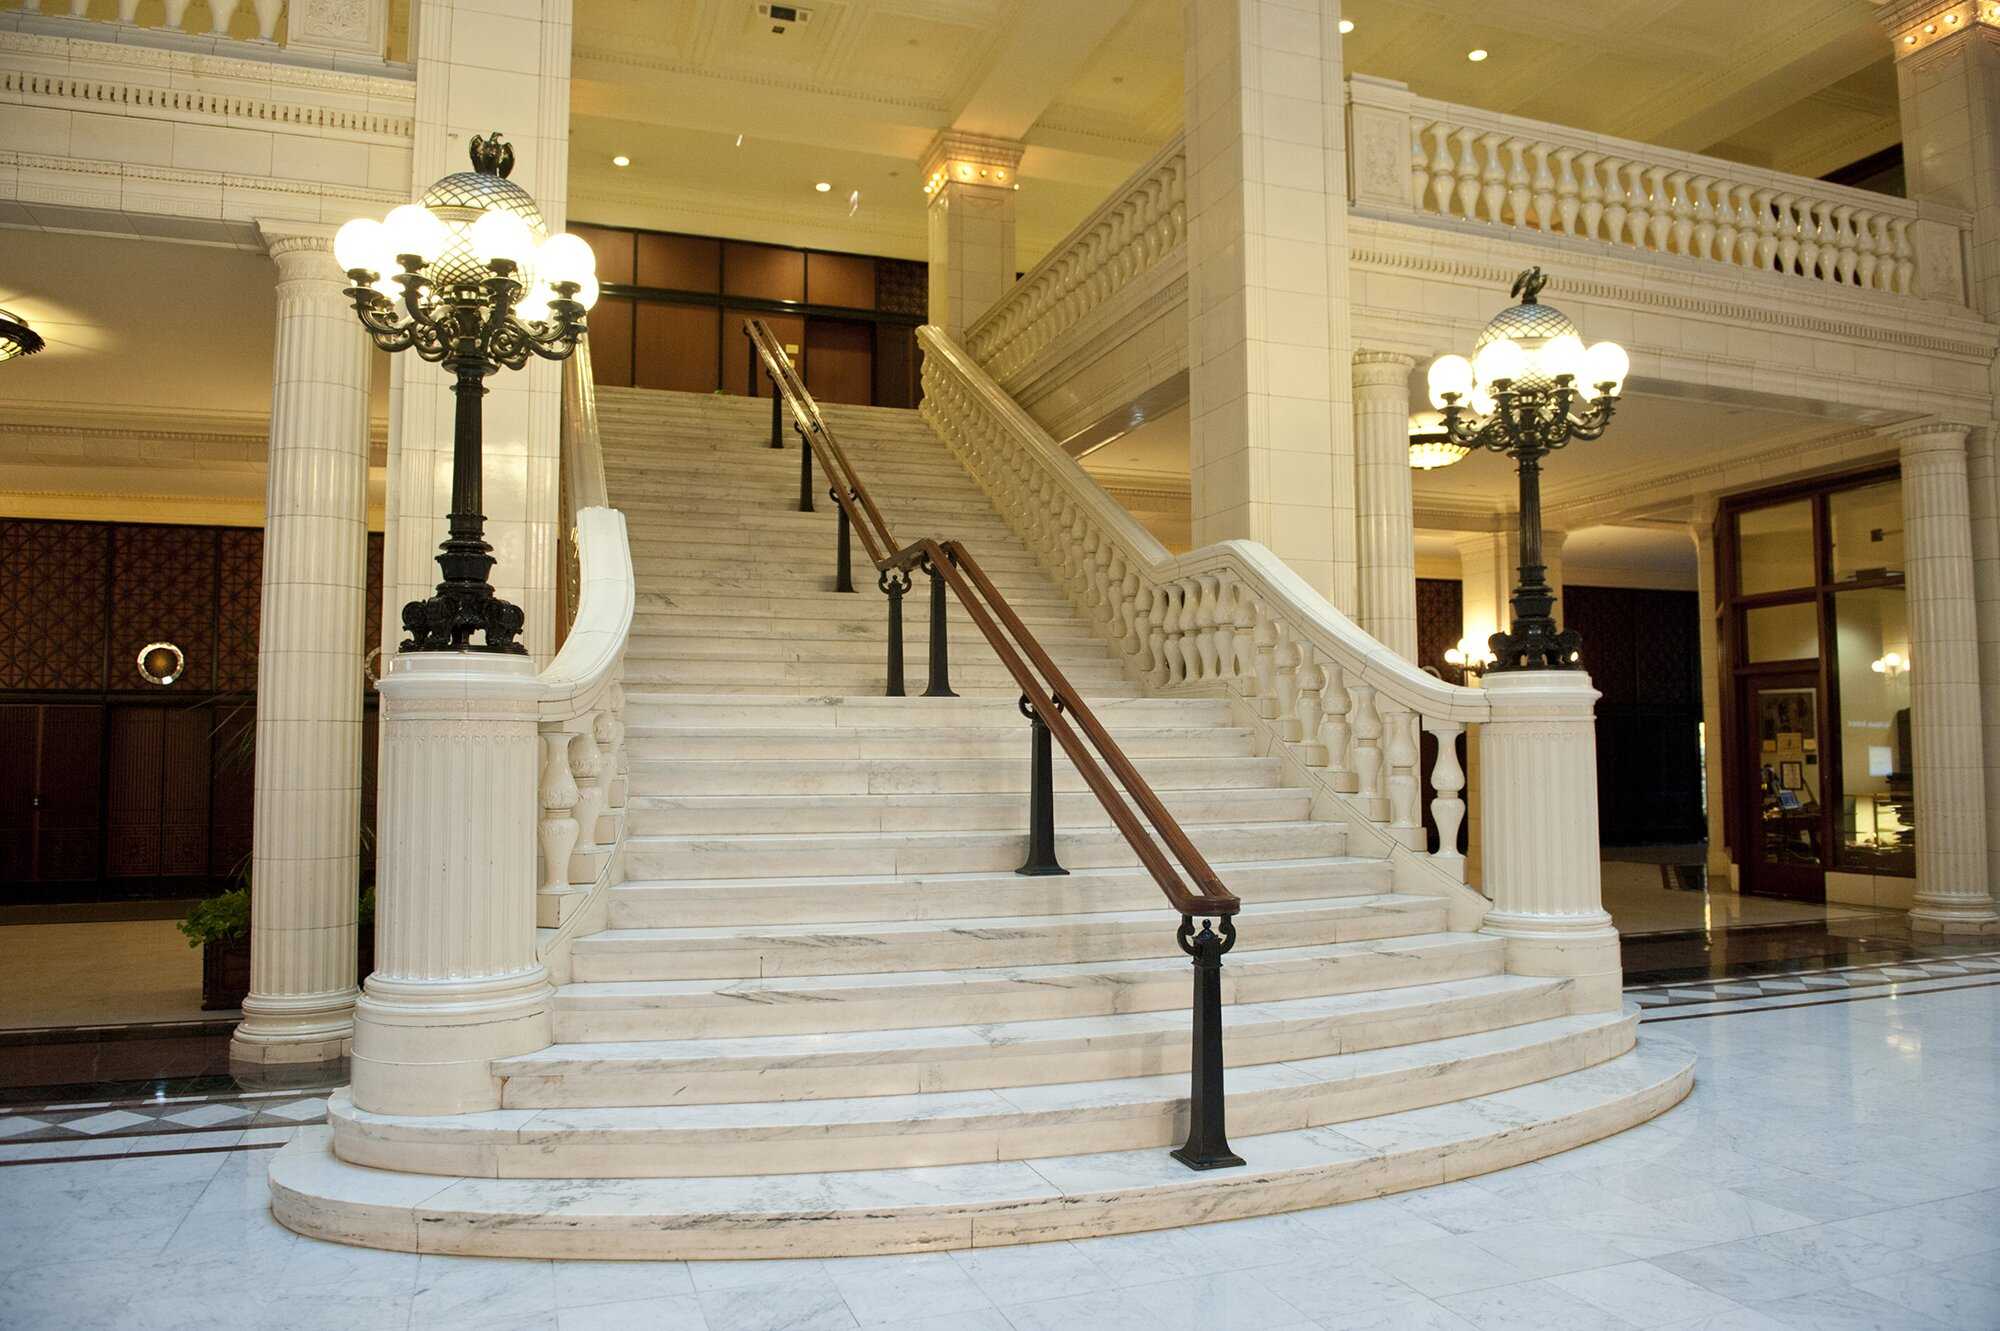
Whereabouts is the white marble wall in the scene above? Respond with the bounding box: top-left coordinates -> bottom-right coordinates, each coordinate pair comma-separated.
380,0 -> 571,666
1183,0 -> 1355,608
232,226 -> 373,1066
1353,350 -> 1416,659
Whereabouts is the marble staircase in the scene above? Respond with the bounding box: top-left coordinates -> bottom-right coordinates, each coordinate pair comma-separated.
270,387 -> 1693,1258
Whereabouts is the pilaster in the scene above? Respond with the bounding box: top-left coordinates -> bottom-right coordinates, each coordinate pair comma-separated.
231,223 -> 372,1067
922,131 -> 1023,342
1183,0 -> 1356,606
1353,351 -> 1417,658
1689,494 -> 1733,880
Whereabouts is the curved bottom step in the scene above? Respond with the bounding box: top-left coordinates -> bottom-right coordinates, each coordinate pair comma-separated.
269,1029 -> 1694,1260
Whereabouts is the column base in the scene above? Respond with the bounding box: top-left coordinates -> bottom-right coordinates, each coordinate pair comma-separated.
1480,910 -> 1623,1013
1909,901 -> 2000,936
230,988 -> 359,1067
351,966 -> 553,1116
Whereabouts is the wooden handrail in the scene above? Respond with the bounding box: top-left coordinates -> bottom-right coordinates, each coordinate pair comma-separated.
741,319 -> 1238,920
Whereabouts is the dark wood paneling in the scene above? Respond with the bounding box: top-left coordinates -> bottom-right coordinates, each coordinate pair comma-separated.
805,318 -> 874,406
570,223 -> 634,287
161,708 -> 210,875
874,325 -> 919,410
0,520 -> 109,690
807,251 -> 876,309
876,258 -> 927,315
724,309 -> 805,397
36,705 -> 102,881
0,707 -> 31,881
1415,578 -> 1463,677
588,297 -> 636,388
107,526 -> 217,692
635,303 -> 722,394
209,703 -> 254,879
1565,585 -> 1705,845
723,242 -> 805,303
215,527 -> 262,692
636,233 -> 721,292
106,708 -> 164,877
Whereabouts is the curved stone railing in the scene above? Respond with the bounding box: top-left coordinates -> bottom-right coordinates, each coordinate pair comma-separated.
962,132 -> 1186,381
1346,76 -> 1971,306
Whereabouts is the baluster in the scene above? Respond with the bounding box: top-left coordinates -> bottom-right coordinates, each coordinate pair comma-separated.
1597,157 -> 1627,246
1251,603 -> 1280,721
1212,578 -> 1239,688
1620,161 -> 1651,248
1752,188 -> 1780,271
1689,174 -> 1716,259
1665,170 -> 1694,255
1831,204 -> 1858,284
1714,182 -> 1743,266
1017,696 -> 1066,877
1575,152 -> 1603,240
1148,584 -> 1178,688
1230,587 -> 1256,690
1193,575 -> 1221,682
1798,201 -> 1826,280
1176,578 -> 1203,685
1410,122 -> 1432,211
207,0 -> 240,31
118,0 -> 141,21
1424,718 -> 1467,880
1320,662 -> 1354,792
1273,625 -> 1301,742
1294,643 -> 1327,767
1553,147 -> 1581,235
538,731 -> 580,897
1451,128 -> 1481,219
1503,137 -> 1531,226
1384,705 -> 1422,848
1855,211 -> 1880,290
1890,217 -> 1915,294
1428,123 -> 1457,216
1527,141 -> 1555,232
1643,166 -> 1672,252
1477,132 -> 1507,223
570,725 -> 607,856
1349,684 -> 1386,821
1773,193 -> 1800,274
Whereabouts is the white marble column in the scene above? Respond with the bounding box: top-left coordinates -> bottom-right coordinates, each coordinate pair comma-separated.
1354,351 -> 1417,659
1183,0 -> 1356,607
382,0 -> 573,668
923,132 -> 1022,342
351,654 -> 552,1114
231,228 -> 372,1067
1896,421 -> 2000,934
1478,670 -> 1622,1011
1970,429 -> 2000,924
1689,494 -> 1733,881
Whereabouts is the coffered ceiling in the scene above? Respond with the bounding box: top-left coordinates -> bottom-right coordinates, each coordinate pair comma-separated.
567,0 -> 1903,261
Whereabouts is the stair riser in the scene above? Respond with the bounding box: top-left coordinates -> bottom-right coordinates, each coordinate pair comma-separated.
572,900 -> 1442,981
629,729 -> 1255,760
622,790 -> 1311,836
622,697 -> 1229,729
504,982 -> 1573,1109
633,591 -> 1076,621
621,661 -> 1129,690
628,616 -> 1098,644
554,938 -> 1506,1042
608,861 -> 1386,928
626,636 -> 1113,667
628,756 -> 1280,797
621,822 -> 1348,880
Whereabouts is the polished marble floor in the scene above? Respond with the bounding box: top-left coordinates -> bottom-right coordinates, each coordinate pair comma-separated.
2,962 -> 1995,1329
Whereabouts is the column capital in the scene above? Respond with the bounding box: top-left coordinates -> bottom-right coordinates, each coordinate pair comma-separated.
1352,350 -> 1417,391
1887,417 -> 1980,453
1877,1 -> 2000,58
921,130 -> 1025,196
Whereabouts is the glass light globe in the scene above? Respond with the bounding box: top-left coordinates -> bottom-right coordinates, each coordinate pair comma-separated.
1538,333 -> 1586,385
1472,336 -> 1526,390
514,282 -> 555,324
1469,385 -> 1497,417
334,217 -> 391,277
572,272 -> 600,311
383,204 -> 448,265
1427,354 -> 1474,407
537,232 -> 597,289
470,208 -> 537,271
1584,341 -> 1629,396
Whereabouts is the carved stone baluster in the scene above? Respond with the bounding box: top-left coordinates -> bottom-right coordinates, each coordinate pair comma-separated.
1643,166 -> 1672,252
1665,170 -> 1694,255
1193,575 -> 1221,682
1503,137 -> 1531,226
1477,133 -> 1507,223
1424,718 -> 1467,880
1689,174 -> 1716,259
1596,156 -> 1626,245
1713,181 -> 1742,265
1384,704 -> 1422,848
1349,684 -> 1386,821
1889,216 -> 1915,293
1428,123 -> 1457,216
1273,625 -> 1301,742
1753,188 -> 1780,271
1620,161 -> 1650,248
1294,643 -> 1327,766
1555,148 -> 1582,235
1855,211 -> 1880,290
1230,586 -> 1256,691
1251,603 -> 1280,721
1527,141 -> 1554,231
1176,578 -> 1203,685
1831,204 -> 1858,285
1452,127 -> 1481,218
1320,661 -> 1355,793
1212,578 -> 1239,688
569,725 -> 607,864
538,730 -> 580,898
1411,121 -> 1432,211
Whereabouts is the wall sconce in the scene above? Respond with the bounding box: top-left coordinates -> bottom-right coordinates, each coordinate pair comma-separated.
1444,636 -> 1496,677
1871,651 -> 1910,679
137,642 -> 186,686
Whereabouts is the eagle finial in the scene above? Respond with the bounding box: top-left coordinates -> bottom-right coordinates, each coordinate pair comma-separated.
469,132 -> 515,178
1510,267 -> 1548,304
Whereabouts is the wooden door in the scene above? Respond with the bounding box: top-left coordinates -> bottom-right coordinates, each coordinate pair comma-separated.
1738,673 -> 1827,901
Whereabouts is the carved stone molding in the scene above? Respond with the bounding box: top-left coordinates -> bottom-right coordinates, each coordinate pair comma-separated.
3,69 -> 415,140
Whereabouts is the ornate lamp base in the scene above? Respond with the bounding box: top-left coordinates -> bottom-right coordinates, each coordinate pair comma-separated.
1487,620 -> 1582,672
401,535 -> 527,654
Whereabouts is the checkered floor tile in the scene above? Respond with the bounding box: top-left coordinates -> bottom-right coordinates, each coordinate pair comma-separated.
1629,952 -> 2000,1013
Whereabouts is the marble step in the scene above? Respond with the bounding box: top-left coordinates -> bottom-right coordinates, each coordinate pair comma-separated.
607,858 -> 1387,928
553,931 -> 1502,1042
627,754 -> 1281,798
621,786 -> 1311,836
629,564 -> 1073,609
631,587 -> 1077,623
320,1009 -> 1643,1180
627,614 -> 1101,649
606,450 -> 978,488
499,973 -> 1573,1108
271,1030 -> 1693,1258
571,893 -> 1434,982
627,724 -> 1256,761
619,693 -> 1229,730
609,473 -> 991,511
623,634 -> 1113,671
620,817 -> 1349,880
613,494 -> 1018,535
616,506 -> 1027,546
623,530 -> 1051,574
619,657 -> 1129,694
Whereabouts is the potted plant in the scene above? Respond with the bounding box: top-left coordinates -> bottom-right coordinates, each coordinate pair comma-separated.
179,881 -> 376,1011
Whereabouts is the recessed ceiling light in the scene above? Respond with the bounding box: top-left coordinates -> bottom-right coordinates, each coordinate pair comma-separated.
1467,48 -> 1488,61
1338,18 -> 1354,33
611,155 -> 630,167
814,181 -> 832,192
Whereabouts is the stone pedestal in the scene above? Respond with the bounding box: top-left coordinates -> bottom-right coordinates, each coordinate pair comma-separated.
1476,670 -> 1622,1010
1896,422 -> 2000,935
231,227 -> 372,1068
1354,351 -> 1417,659
351,653 -> 553,1115
923,132 -> 1022,342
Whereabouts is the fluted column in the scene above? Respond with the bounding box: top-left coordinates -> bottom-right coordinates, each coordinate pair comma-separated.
1354,351 -> 1417,659
1689,494 -> 1732,881
1970,429 -> 2000,919
1896,421 -> 1999,934
231,227 -> 372,1067
1477,670 -> 1622,1011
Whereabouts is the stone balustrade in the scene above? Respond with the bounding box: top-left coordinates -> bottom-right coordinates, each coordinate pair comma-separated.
962,132 -> 1186,381
6,0 -> 401,58
1347,75 -> 1971,306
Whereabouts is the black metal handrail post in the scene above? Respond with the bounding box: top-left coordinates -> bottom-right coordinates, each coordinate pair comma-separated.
1017,695 -> 1067,876
796,425 -> 814,512
833,490 -> 855,593
921,553 -> 956,698
880,569 -> 909,697
1170,915 -> 1242,1170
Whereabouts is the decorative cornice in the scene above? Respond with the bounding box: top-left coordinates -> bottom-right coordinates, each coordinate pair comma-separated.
0,29 -> 416,99
3,68 -> 415,140
1547,423 -> 1901,525
0,402 -> 390,454
1,148 -> 405,209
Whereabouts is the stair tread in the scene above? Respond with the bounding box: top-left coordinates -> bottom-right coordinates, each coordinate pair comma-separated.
625,786 -> 1304,811
621,817 -> 1342,848
611,856 -> 1368,896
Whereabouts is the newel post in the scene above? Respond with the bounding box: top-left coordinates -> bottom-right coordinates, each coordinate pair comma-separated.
1475,671 -> 1621,1013
351,654 -> 554,1114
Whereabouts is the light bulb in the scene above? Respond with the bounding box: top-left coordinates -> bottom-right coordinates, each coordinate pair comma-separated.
334,217 -> 391,277
1472,336 -> 1526,390
572,272 -> 600,311
383,204 -> 447,265
1583,341 -> 1629,396
1538,333 -> 1586,385
1469,385 -> 1497,416
1426,354 -> 1473,407
471,209 -> 536,271
515,281 -> 555,324
536,232 -> 597,289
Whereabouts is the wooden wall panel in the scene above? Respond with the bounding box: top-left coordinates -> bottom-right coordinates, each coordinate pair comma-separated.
215,527 -> 262,692
36,705 -> 103,881
0,520 -> 109,690
1415,578 -> 1463,677
0,707 -> 32,883
805,318 -> 874,406
108,526 -> 217,692
571,223 -> 634,286
874,326 -> 920,410
106,708 -> 164,877
161,708 -> 211,875
876,258 -> 927,315
635,303 -> 722,394
636,233 -> 721,291
723,242 -> 805,303
588,297 -> 635,388
723,310 -> 805,397
209,704 -> 254,879
807,252 -> 876,309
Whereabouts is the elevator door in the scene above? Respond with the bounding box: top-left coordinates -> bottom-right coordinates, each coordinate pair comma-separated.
1739,674 -> 1827,901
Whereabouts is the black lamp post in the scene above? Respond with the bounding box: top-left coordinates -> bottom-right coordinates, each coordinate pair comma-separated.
334,133 -> 599,654
1426,268 -> 1627,671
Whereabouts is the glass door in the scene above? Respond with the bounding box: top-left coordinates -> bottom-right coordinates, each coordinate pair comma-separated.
1739,674 -> 1827,901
